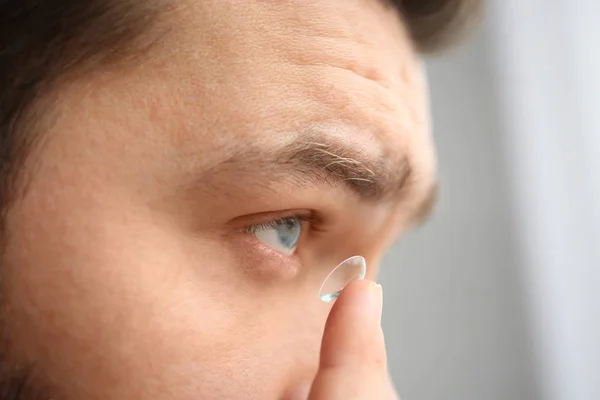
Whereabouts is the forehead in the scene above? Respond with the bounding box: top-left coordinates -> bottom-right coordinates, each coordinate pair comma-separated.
165,0 -> 426,114
143,0 -> 434,173
39,0 -> 435,211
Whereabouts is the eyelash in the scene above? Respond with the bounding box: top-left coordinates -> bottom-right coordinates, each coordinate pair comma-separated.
243,214 -> 315,235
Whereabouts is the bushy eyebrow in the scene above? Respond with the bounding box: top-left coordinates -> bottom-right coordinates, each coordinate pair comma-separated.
270,136 -> 415,200
195,128 -> 437,222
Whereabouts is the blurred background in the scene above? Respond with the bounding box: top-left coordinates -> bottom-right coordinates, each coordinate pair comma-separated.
380,1 -> 600,400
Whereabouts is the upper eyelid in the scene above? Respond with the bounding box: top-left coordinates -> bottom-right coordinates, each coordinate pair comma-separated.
235,211 -> 314,229
243,215 -> 310,233
244,216 -> 296,233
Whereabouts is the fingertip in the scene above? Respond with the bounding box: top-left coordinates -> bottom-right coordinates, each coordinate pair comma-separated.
333,279 -> 382,323
319,279 -> 386,371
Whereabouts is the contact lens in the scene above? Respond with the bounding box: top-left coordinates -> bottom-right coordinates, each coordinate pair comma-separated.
319,256 -> 367,303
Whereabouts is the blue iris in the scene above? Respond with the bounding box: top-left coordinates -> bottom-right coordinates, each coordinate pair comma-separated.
249,216 -> 303,255
275,218 -> 301,249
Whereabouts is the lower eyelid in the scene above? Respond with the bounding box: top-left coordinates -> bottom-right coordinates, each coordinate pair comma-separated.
228,232 -> 303,280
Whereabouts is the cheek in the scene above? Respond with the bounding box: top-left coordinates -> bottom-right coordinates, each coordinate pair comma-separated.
4,188 -> 326,399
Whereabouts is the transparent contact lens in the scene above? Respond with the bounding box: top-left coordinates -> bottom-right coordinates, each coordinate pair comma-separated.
319,255 -> 367,303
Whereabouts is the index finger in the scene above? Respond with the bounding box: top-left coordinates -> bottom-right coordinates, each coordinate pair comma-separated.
309,279 -> 392,399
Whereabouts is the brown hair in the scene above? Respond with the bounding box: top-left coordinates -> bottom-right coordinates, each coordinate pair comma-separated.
396,0 -> 483,52
0,0 -> 164,240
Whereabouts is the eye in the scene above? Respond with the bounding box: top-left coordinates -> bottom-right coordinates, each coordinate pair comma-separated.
245,217 -> 303,255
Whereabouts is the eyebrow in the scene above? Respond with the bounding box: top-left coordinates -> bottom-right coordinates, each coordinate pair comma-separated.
202,132 -> 437,220
275,138 -> 409,200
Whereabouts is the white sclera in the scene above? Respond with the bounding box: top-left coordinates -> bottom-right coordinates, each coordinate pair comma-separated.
319,255 -> 367,303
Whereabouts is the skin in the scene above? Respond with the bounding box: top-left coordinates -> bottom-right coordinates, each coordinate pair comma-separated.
3,0 -> 436,399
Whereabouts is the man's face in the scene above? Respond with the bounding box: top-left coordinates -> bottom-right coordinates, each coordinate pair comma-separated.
3,1 -> 435,399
